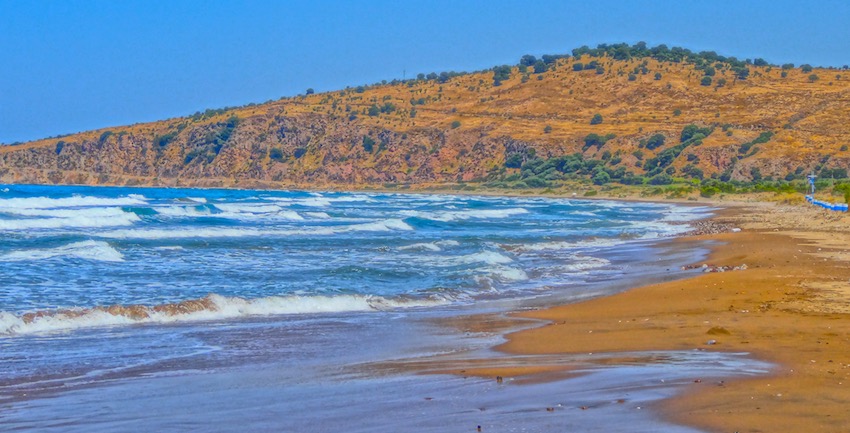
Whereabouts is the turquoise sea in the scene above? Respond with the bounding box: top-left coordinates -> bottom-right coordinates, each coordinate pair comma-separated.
0,185 -> 769,432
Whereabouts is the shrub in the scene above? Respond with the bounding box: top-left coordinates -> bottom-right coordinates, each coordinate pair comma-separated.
55,141 -> 65,155
362,136 -> 375,152
680,124 -> 712,142
525,176 -> 549,188
543,125 -> 552,134
592,170 -> 611,185
590,113 -> 603,125
700,76 -> 712,86
305,88 -> 315,95
520,55 -> 537,67
368,105 -> 380,116
293,147 -> 307,158
649,173 -> 674,185
573,63 -> 584,71
269,147 -> 284,161
809,74 -> 819,83
533,60 -> 548,74
801,64 -> 813,73
654,72 -> 662,80
154,132 -> 177,147
645,133 -> 665,150
99,131 -> 113,143
673,109 -> 682,116
628,73 -> 637,81
505,153 -> 523,168
700,186 -> 720,198
451,120 -> 461,129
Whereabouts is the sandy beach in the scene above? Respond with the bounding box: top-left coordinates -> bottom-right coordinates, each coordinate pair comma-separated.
418,199 -> 850,432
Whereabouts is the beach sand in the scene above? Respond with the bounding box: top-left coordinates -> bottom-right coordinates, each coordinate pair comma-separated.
421,200 -> 850,432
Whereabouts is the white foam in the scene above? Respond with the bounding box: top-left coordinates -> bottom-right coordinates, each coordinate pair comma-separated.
186,197 -> 207,204
213,203 -> 283,214
401,208 -> 529,222
305,212 -> 331,219
295,197 -> 332,207
0,206 -> 131,218
97,218 -> 412,240
0,240 -> 124,262
631,220 -> 692,237
560,254 -> 611,272
660,206 -> 714,222
513,238 -> 623,252
155,205 -> 213,217
457,251 -> 514,265
0,294 -> 449,336
398,240 -> 460,252
399,242 -> 443,252
344,218 -> 413,232
0,209 -> 140,230
0,195 -> 147,210
485,266 -> 529,282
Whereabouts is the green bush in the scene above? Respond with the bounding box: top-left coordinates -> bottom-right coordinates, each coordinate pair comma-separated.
362,136 -> 375,152
645,133 -> 665,150
451,120 -> 461,129
592,170 -> 611,185
505,153 -> 524,168
590,113 -> 603,125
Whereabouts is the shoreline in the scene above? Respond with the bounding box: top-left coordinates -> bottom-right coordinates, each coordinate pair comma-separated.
419,201 -> 850,432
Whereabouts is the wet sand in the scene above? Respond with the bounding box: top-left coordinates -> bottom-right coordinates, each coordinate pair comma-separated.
427,201 -> 850,432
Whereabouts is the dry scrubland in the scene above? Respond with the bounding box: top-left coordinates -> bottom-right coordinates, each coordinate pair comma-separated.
1,44 -> 849,191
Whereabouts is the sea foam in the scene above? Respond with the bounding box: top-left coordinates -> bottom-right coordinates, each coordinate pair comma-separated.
0,293 -> 448,336
401,208 -> 529,222
0,195 -> 147,210
0,240 -> 124,262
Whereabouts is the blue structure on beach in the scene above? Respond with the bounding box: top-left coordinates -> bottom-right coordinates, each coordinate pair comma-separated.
806,195 -> 849,212
805,173 -> 849,212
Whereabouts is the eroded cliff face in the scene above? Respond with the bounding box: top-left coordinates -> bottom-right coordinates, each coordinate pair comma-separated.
2,54 -> 849,188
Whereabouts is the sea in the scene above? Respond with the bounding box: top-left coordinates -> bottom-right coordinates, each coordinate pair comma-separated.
0,185 -> 771,432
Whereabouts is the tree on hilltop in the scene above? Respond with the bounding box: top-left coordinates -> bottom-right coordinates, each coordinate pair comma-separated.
520,55 -> 538,67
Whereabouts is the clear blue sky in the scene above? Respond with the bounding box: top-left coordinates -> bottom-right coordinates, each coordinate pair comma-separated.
2,0 -> 849,143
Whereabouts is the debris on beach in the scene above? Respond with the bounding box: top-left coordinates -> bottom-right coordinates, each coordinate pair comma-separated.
685,220 -> 740,235
682,263 -> 748,272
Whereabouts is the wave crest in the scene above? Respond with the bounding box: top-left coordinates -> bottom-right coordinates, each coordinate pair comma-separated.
0,293 -> 448,336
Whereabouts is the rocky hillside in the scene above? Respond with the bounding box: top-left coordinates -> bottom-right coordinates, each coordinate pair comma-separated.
2,43 -> 849,189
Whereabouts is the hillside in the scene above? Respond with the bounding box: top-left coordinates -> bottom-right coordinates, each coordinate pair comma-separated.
2,43 -> 849,190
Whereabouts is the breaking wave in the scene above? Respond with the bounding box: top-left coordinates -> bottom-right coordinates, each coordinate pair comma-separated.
0,208 -> 141,230
0,293 -> 449,336
0,240 -> 124,262
96,218 -> 413,239
0,195 -> 147,210
401,208 -> 529,222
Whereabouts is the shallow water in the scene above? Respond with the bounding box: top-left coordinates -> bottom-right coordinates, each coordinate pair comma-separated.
0,185 -> 765,432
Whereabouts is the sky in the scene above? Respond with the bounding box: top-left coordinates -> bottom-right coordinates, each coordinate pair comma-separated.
2,0 -> 849,144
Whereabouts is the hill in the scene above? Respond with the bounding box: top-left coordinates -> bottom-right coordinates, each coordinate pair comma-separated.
2,43 -> 849,191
